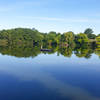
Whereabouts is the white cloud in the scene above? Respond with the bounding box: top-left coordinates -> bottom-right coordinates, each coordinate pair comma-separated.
18,16 -> 100,23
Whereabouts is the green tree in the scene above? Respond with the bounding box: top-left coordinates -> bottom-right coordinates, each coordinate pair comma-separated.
84,28 -> 96,39
96,36 -> 100,48
75,33 -> 89,46
61,31 -> 75,47
95,36 -> 100,58
84,28 -> 93,34
47,31 -> 57,45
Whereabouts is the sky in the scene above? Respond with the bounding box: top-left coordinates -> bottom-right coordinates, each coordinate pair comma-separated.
0,0 -> 100,34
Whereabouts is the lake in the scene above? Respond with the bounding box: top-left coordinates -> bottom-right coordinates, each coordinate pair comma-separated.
0,50 -> 100,100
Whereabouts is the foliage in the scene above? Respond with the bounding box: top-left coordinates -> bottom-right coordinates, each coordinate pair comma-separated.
84,28 -> 93,34
75,33 -> 89,46
0,28 -> 43,46
84,28 -> 96,39
0,27 -> 99,51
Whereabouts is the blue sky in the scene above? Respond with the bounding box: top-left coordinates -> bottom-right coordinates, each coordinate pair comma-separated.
0,0 -> 100,34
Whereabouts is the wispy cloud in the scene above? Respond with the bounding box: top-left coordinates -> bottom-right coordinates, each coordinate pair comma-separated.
18,16 -> 100,23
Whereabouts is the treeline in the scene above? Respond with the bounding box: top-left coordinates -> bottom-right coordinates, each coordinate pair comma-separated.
0,28 -> 43,46
0,28 -> 100,48
0,28 -> 100,58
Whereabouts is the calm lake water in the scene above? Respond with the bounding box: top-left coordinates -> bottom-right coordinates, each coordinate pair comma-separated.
0,52 -> 100,100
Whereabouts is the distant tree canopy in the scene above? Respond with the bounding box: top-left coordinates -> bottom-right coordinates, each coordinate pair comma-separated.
75,33 -> 89,46
84,28 -> 96,39
0,27 -> 99,48
96,36 -> 100,48
84,28 -> 93,34
0,28 -> 43,45
60,31 -> 75,47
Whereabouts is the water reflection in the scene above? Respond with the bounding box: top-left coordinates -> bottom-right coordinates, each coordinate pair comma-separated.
0,44 -> 100,58
0,45 -> 100,100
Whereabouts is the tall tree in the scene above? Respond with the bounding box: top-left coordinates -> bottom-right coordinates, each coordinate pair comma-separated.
84,28 -> 93,34
84,28 -> 96,39
61,31 -> 75,46
75,33 -> 89,45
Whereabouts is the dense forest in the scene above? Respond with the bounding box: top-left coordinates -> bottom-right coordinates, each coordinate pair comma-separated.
0,28 -> 100,46
0,28 -> 100,58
